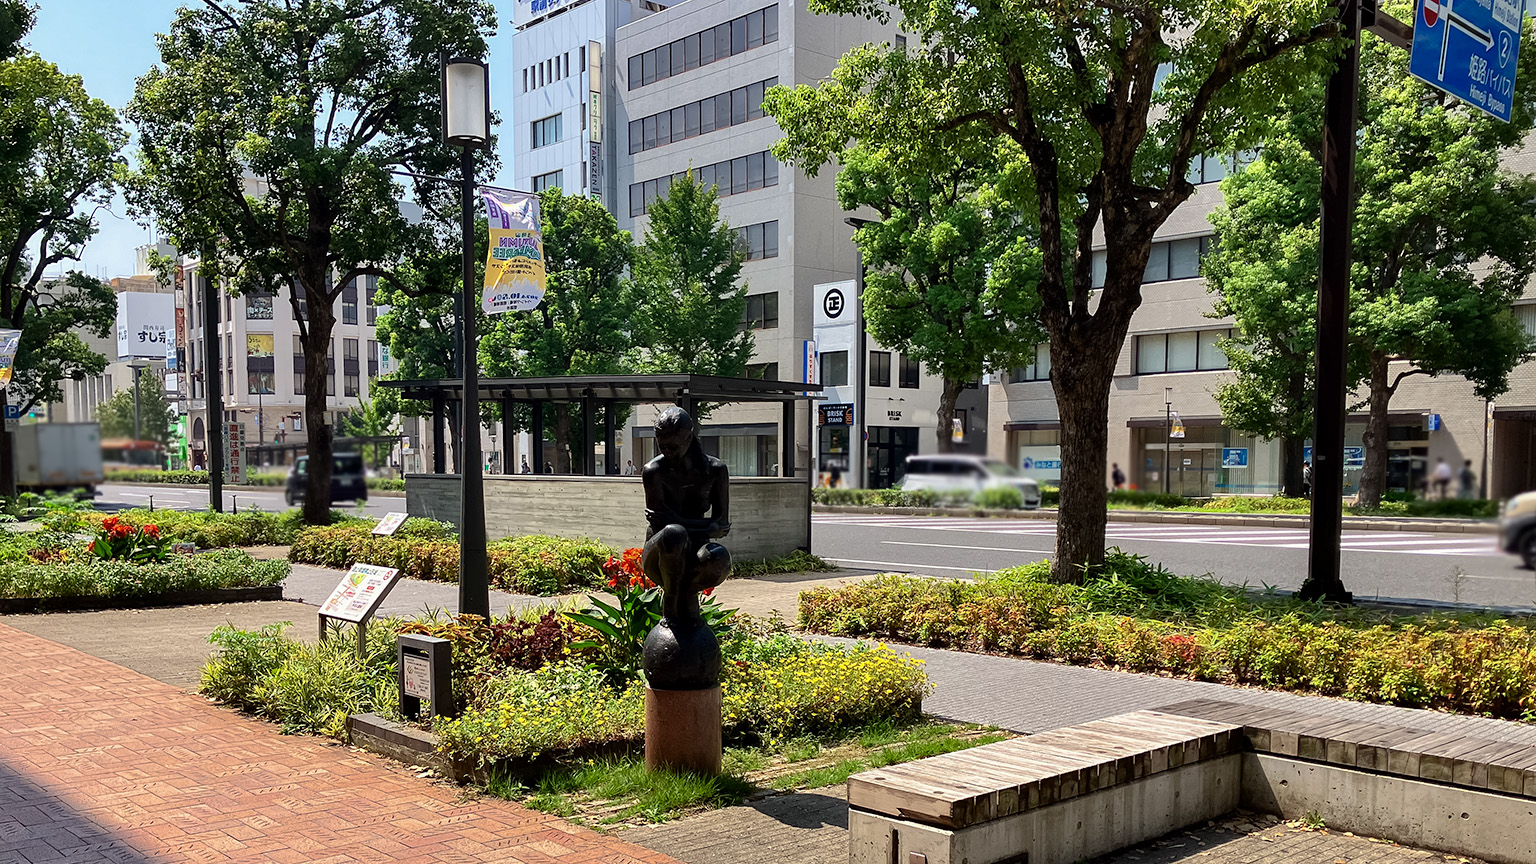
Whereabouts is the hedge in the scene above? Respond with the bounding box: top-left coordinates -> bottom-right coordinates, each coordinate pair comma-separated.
0,550 -> 290,600
81,508 -> 365,548
288,522 -> 611,596
798,554 -> 1536,721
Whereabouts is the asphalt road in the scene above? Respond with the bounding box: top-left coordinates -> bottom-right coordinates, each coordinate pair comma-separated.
94,483 -> 401,519
811,513 -> 1536,610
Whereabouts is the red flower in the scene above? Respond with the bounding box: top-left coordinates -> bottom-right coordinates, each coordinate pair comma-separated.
700,587 -> 714,597
109,524 -> 131,540
101,516 -> 120,531
140,524 -> 160,539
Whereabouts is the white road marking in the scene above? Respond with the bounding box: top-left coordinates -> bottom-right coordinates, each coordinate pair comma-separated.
825,557 -> 994,574
882,540 -> 1055,555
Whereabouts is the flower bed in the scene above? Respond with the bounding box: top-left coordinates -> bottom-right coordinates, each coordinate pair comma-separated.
82,508 -> 364,548
798,554 -> 1536,721
0,548 -> 289,608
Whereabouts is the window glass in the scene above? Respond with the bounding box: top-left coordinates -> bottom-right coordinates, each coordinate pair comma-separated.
747,223 -> 764,259
630,184 -> 644,217
1034,343 -> 1051,380
762,291 -> 778,327
641,50 -> 655,85
732,87 -> 747,125
629,120 -> 643,154
1143,242 -> 1169,282
698,163 -> 715,192
700,96 -> 716,133
870,351 -> 891,387
656,110 -> 670,144
1169,238 -> 1201,279
821,351 -> 849,386
747,9 -> 764,48
732,156 -> 748,194
716,23 -> 730,59
764,153 -> 778,186
670,39 -> 685,76
1136,335 -> 1167,374
1202,153 -> 1227,184
655,43 -> 670,81
716,95 -> 731,130
732,17 -> 746,54
748,81 -> 765,121
1167,331 -> 1199,371
643,115 -> 656,150
747,152 -> 764,190
684,102 -> 700,138
684,33 -> 700,69
764,4 -> 778,41
671,107 -> 684,142
764,221 -> 778,257
1198,329 -> 1228,369
899,354 -> 920,387
1091,250 -> 1107,288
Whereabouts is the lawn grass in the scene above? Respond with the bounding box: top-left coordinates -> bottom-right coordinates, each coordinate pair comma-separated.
481,718 -> 1008,827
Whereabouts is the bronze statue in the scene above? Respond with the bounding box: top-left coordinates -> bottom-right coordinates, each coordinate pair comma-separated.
640,406 -> 731,690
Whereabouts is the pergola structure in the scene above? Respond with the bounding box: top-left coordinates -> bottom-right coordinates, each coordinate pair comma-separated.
377,374 -> 823,476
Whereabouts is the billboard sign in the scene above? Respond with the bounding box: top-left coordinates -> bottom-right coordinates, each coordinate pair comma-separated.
514,0 -> 578,27
116,292 -> 175,361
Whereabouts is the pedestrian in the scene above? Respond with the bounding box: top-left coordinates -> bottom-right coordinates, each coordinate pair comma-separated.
520,456 -> 531,474
1458,459 -> 1476,499
1433,457 -> 1453,500
1302,460 -> 1313,497
543,460 -> 554,474
1110,463 -> 1126,491
625,459 -> 636,476
829,463 -> 843,489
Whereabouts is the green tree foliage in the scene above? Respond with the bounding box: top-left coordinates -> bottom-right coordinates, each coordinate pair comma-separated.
480,188 -> 637,472
767,0 -> 1340,580
633,174 -> 753,378
97,372 -> 176,445
1206,24 -> 1536,507
0,21 -> 125,492
0,1 -> 33,59
338,388 -> 399,471
833,100 -> 1045,452
125,0 -> 496,524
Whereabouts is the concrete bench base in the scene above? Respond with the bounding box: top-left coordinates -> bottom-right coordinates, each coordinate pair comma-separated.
851,755 -> 1240,864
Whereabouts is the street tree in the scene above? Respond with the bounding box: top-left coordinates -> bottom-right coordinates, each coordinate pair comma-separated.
479,188 -> 637,472
97,373 -> 176,446
633,174 -> 754,378
0,29 -> 125,494
339,389 -> 399,472
126,0 -> 496,524
834,109 -> 1044,452
1206,30 -> 1536,507
767,0 -> 1342,580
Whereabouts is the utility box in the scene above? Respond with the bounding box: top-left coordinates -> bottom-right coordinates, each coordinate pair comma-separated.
397,634 -> 454,720
14,423 -> 104,491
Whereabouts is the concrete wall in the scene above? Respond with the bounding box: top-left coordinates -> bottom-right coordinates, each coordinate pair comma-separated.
406,473 -> 810,561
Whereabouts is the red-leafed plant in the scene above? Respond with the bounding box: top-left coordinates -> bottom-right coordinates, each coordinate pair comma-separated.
88,515 -> 169,563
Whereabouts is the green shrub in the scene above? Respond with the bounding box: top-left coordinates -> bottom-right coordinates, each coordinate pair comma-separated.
288,524 -> 611,596
104,468 -> 288,487
368,478 -> 406,491
731,550 -> 838,578
974,486 -> 1024,510
797,554 -> 1536,721
0,549 -> 289,599
811,487 -> 940,507
81,508 -> 363,548
1106,490 -> 1192,509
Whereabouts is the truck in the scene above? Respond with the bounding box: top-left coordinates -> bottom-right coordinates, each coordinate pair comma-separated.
13,423 -> 104,493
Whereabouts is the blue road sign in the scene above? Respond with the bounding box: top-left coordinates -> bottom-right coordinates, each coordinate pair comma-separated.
2,406 -> 17,420
1410,0 -> 1522,122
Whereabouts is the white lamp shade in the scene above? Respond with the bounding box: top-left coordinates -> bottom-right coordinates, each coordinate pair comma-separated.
443,58 -> 489,147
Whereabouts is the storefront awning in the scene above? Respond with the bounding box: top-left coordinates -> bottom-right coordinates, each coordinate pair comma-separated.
1003,420 -> 1061,431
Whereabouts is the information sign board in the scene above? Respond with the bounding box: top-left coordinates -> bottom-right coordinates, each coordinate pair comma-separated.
402,653 -> 432,699
1411,0 -> 1522,122
1222,448 -> 1249,468
318,563 -> 403,624
373,512 -> 409,536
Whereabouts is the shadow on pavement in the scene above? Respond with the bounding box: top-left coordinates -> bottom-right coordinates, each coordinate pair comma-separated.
0,758 -> 157,863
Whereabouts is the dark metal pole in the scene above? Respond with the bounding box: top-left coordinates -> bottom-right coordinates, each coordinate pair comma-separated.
204,267 -> 224,512
1164,398 -> 1171,495
582,391 -> 596,476
457,146 -> 489,620
431,394 -> 446,474
532,401 -> 546,471
1481,399 -> 1490,500
603,401 -> 616,474
782,399 -> 795,478
133,366 -> 143,444
855,256 -> 867,489
1301,0 -> 1359,604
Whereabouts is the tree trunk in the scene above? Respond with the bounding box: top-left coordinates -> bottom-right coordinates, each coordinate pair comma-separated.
935,377 -> 965,454
1282,435 -> 1306,497
1356,350 -> 1392,508
301,278 -> 335,525
1049,324 -> 1123,583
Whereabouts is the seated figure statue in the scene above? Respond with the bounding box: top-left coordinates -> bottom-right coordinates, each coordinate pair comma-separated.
639,406 -> 731,691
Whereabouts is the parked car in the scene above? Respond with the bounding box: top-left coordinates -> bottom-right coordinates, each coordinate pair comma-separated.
1499,490 -> 1536,567
285,453 -> 368,506
899,454 -> 1042,508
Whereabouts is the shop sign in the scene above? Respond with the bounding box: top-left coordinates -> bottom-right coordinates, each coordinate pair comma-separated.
887,410 -> 901,421
1221,448 -> 1249,468
819,403 -> 854,426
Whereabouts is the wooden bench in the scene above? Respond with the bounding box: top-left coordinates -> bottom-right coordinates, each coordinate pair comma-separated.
849,701 -> 1536,864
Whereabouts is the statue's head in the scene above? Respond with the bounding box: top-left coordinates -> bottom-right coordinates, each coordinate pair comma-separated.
655,406 -> 697,461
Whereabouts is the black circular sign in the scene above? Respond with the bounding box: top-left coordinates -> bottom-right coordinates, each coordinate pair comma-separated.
823,288 -> 846,319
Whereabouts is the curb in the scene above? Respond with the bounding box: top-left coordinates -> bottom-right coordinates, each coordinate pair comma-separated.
0,585 -> 285,614
812,504 -> 1500,536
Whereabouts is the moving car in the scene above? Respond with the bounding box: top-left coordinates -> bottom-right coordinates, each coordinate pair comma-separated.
1500,490 -> 1536,567
899,454 -> 1042,508
285,453 -> 368,506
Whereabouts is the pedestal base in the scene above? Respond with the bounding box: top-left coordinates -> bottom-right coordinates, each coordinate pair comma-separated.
644,685 -> 722,776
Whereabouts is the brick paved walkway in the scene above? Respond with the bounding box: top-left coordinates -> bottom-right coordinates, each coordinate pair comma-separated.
1087,817 -> 1479,864
0,621 -> 678,864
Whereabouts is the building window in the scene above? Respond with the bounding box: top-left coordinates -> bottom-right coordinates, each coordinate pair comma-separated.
742,292 -> 779,330
327,340 -> 336,396
820,351 -> 849,387
246,292 -> 273,320
869,351 -> 891,387
630,151 -> 780,217
628,6 -> 778,90
367,339 -> 379,379
1009,344 -> 1052,382
246,334 -> 275,394
745,362 -> 779,380
1090,235 -> 1216,288
628,78 -> 778,154
1135,328 -> 1232,374
532,113 -> 562,149
899,354 -> 920,388
342,279 -> 358,325
365,279 -> 377,326
1186,149 -> 1260,185
895,34 -> 907,49
734,221 -> 779,261
292,335 -> 305,395
343,338 -> 359,396
532,170 -> 564,192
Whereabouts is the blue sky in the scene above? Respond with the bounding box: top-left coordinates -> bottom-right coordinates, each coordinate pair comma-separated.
28,0 -> 518,281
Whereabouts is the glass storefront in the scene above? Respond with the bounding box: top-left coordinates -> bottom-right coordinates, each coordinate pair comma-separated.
1141,425 -> 1282,496
818,424 -> 851,486
867,426 -> 919,489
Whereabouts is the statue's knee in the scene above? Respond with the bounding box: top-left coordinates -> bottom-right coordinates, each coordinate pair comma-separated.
695,542 -> 731,589
645,524 -> 689,560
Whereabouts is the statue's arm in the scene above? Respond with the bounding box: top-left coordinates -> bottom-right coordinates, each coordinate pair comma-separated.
709,462 -> 731,538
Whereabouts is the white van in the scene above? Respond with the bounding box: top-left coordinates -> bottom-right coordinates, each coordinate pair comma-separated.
899,454 -> 1042,508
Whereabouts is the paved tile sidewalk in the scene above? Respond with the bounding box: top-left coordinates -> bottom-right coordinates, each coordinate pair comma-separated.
0,621 -> 678,864
1087,820 -> 1477,864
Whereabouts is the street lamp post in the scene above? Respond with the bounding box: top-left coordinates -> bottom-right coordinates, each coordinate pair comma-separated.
845,217 -> 875,488
1163,387 -> 1172,495
443,56 -> 492,620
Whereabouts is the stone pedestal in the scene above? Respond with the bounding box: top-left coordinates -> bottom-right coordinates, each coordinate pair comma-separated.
644,685 -> 722,776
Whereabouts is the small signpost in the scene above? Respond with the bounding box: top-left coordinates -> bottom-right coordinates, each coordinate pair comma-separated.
1410,0 -> 1521,121
372,512 -> 409,536
397,633 -> 454,720
318,563 -> 404,658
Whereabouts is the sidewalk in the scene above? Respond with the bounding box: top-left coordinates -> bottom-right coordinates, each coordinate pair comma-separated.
0,621 -> 677,864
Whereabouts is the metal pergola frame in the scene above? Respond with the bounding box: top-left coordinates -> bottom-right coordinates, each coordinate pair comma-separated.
377,374 -> 824,477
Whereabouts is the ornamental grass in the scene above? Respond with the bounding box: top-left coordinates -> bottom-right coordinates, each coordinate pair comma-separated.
798,553 -> 1536,721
